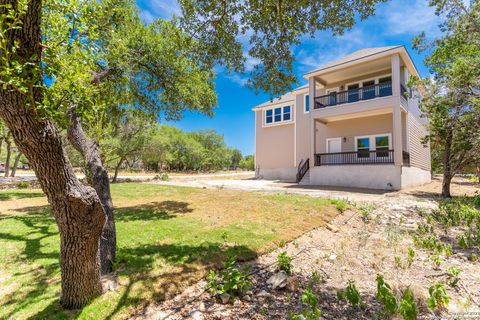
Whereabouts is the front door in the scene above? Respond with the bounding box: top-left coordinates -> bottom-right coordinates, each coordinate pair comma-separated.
327,138 -> 342,164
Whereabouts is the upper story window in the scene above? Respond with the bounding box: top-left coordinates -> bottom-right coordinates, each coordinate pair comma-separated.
304,94 -> 310,113
265,105 -> 292,125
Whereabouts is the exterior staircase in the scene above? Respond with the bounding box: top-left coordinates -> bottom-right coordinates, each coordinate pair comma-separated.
296,158 -> 310,184
299,169 -> 310,185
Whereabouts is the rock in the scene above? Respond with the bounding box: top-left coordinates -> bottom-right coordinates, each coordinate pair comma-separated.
326,223 -> 339,233
189,310 -> 203,320
198,302 -> 206,312
243,295 -> 251,302
220,292 -> 230,304
286,276 -> 299,292
267,271 -> 288,290
233,299 -> 241,307
329,254 -> 337,261
257,290 -> 271,298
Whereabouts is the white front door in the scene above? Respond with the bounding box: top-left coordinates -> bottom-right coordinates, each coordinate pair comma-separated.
326,138 -> 342,165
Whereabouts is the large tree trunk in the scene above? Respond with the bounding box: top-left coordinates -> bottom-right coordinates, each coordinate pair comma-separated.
0,0 -> 106,308
112,158 -> 124,183
67,109 -> 116,275
10,151 -> 22,177
4,133 -> 11,177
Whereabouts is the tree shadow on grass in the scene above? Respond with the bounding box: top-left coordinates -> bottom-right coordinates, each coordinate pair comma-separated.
115,201 -> 193,222
0,190 -> 45,201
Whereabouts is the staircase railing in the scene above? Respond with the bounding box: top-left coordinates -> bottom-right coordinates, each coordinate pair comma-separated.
296,158 -> 310,182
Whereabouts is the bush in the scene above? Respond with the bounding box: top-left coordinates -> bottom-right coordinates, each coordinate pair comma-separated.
399,287 -> 418,320
153,173 -> 169,181
289,288 -> 321,320
16,181 -> 29,189
206,255 -> 251,299
277,251 -> 293,274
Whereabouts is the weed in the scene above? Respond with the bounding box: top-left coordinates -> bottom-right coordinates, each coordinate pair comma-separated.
470,253 -> 478,262
16,181 -> 29,189
277,251 -> 293,274
394,256 -> 402,269
334,200 -> 348,213
444,244 -> 453,257
206,255 -> 251,298
399,287 -> 418,320
344,280 -> 361,306
406,247 -> 415,268
153,173 -> 169,181
359,203 -> 375,223
412,234 -> 443,253
376,275 -> 397,315
427,283 -> 450,311
431,254 -> 442,269
309,271 -> 321,288
289,288 -> 321,320
278,239 -> 287,248
446,267 -> 461,287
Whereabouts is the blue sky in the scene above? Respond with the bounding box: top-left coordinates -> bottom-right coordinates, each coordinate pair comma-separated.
136,0 -> 442,155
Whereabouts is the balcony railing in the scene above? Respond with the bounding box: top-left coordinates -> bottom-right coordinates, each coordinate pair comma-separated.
315,150 -> 411,166
314,82 -> 393,109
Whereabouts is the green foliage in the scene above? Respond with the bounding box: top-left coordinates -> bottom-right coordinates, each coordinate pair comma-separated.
398,287 -> 418,320
206,255 -> 251,297
333,200 -> 348,213
289,288 -> 321,320
239,155 -> 255,171
358,203 -> 375,223
406,247 -> 416,268
446,267 -> 461,287
412,234 -> 444,253
277,251 -> 293,274
375,275 -> 397,315
427,283 -> 450,311
337,280 -> 361,306
15,181 -> 29,189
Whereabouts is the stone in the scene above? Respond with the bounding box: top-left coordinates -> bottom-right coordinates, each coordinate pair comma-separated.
198,302 -> 206,312
286,276 -> 299,292
257,290 -> 271,298
189,310 -> 203,320
220,292 -> 230,304
233,299 -> 241,307
266,271 -> 288,290
329,254 -> 337,261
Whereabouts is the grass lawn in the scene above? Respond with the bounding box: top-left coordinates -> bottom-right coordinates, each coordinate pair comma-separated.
0,183 -> 345,319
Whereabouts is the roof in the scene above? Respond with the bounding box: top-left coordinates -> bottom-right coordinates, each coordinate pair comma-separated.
252,91 -> 295,110
303,46 -> 403,76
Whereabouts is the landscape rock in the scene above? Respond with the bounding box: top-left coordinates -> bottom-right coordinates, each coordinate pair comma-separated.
329,254 -> 337,261
257,290 -> 271,298
220,293 -> 230,304
266,271 -> 288,290
189,310 -> 202,320
286,276 -> 299,292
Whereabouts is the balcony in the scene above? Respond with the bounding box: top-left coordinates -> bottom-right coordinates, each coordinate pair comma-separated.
314,82 -> 393,109
314,150 -> 410,166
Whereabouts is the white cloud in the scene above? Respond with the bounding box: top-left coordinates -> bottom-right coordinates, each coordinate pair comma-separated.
140,0 -> 181,23
378,0 -> 441,36
226,74 -> 249,86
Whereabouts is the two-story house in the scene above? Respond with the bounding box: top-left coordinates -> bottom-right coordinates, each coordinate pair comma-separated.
253,46 -> 431,190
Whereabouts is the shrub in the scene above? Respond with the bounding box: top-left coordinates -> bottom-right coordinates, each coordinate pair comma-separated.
153,173 -> 169,181
376,275 -> 397,315
206,255 -> 251,299
427,283 -> 450,311
289,288 -> 321,320
277,251 -> 293,274
343,280 -> 361,306
399,287 -> 418,320
333,200 -> 348,213
16,181 -> 29,189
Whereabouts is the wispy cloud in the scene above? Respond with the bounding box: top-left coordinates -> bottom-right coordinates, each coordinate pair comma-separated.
138,0 -> 181,23
378,0 -> 441,37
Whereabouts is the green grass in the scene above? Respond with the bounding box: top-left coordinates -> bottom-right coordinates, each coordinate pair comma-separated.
0,183 -> 345,319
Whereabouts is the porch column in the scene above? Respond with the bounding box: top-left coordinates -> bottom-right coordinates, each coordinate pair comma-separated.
308,77 -> 316,167
310,118 -> 316,167
391,54 -> 403,166
308,77 -> 316,112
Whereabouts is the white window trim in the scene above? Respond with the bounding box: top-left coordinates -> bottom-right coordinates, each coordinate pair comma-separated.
325,137 -> 342,153
263,105 -> 294,127
304,94 -> 310,113
345,73 -> 392,89
354,133 -> 392,151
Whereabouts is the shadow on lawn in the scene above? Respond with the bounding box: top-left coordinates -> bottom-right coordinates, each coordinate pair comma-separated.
115,200 -> 193,222
0,190 -> 45,201
1,204 -> 256,320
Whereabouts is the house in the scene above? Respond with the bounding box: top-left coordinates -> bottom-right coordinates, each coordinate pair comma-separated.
252,46 -> 431,190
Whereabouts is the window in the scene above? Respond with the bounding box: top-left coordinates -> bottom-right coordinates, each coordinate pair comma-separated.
305,94 -> 310,112
283,106 -> 291,121
375,135 -> 389,157
356,137 -> 370,158
264,105 -> 293,125
266,109 -> 273,124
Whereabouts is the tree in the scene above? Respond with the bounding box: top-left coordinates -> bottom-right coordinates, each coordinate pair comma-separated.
9,151 -> 22,177
230,149 -> 243,169
412,0 -> 480,197
239,155 -> 255,171
1,0 -> 386,309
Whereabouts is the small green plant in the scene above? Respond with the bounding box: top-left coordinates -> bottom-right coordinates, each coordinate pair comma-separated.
470,253 -> 477,262
399,287 -> 418,320
444,244 -> 453,257
394,256 -> 402,269
427,283 -> 450,311
309,271 -> 321,288
289,288 -> 321,320
153,173 -> 169,181
334,200 -> 348,213
206,255 -> 251,299
376,275 -> 397,315
277,251 -> 293,274
16,181 -> 29,189
221,231 -> 228,243
431,254 -> 442,269
339,280 -> 361,306
412,234 -> 443,253
446,267 -> 461,287
406,247 -> 415,268
278,239 -> 287,248
457,233 -> 474,249
359,203 -> 375,223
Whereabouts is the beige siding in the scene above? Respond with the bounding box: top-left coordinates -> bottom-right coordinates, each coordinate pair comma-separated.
407,113 -> 431,171
295,93 -> 311,165
315,113 -> 394,153
255,109 -> 295,169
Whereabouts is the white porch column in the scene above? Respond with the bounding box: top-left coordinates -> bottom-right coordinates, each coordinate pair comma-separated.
308,77 -> 316,167
391,54 -> 403,166
310,118 -> 316,167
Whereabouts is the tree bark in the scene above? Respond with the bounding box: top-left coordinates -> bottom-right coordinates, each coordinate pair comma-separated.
0,0 -> 106,308
4,133 -> 11,177
10,151 -> 22,177
112,158 -> 124,183
67,109 -> 116,275
442,130 -> 453,198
